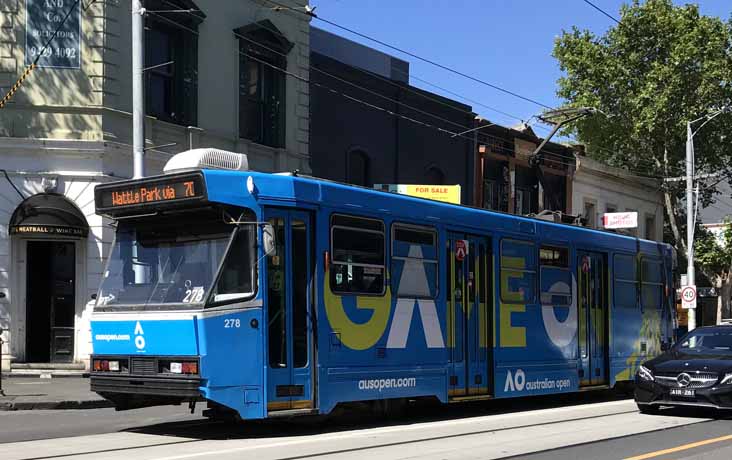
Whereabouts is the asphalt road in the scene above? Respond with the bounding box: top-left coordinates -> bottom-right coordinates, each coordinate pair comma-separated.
2,393 -> 732,459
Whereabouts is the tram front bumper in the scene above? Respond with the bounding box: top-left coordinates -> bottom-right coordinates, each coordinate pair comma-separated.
90,374 -> 202,398
89,355 -> 203,409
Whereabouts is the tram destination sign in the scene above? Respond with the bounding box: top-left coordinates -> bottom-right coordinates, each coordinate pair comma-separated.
95,173 -> 206,213
25,0 -> 82,69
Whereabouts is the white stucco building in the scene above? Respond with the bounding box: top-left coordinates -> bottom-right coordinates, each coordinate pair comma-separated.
0,0 -> 310,371
572,155 -> 663,241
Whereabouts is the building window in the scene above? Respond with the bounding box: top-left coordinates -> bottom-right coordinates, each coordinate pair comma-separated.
144,1 -> 203,126
347,150 -> 370,186
606,204 -> 617,214
424,166 -> 445,185
515,187 -> 532,215
626,208 -> 638,236
483,180 -> 496,210
645,214 -> 656,240
235,20 -> 293,149
583,200 -> 597,228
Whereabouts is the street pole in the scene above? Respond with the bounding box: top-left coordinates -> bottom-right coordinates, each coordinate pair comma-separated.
132,0 -> 145,179
686,121 -> 696,331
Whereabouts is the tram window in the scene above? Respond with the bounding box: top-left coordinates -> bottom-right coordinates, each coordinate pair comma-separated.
391,224 -> 438,298
614,254 -> 638,309
641,258 -> 663,310
210,227 -> 256,304
539,246 -> 571,306
268,218 -> 287,368
500,239 -> 536,304
330,214 -> 385,295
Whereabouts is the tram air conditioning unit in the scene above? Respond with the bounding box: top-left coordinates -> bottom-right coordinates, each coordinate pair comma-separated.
163,148 -> 249,173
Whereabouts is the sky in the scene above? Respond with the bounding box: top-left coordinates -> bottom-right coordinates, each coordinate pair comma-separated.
310,0 -> 732,138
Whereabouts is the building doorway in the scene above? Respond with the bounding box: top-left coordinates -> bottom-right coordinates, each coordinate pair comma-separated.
25,241 -> 76,363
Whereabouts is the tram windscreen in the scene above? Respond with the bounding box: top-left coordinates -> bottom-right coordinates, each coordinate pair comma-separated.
96,211 -> 256,309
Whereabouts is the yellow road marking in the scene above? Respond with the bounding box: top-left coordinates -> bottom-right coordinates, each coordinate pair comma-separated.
623,433 -> 732,460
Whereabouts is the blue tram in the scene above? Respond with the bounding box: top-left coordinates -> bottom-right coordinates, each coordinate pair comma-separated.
89,148 -> 675,418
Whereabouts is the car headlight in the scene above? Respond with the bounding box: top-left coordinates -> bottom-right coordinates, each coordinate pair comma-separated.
721,373 -> 732,385
637,365 -> 654,382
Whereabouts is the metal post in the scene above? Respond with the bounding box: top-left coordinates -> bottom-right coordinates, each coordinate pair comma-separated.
132,0 -> 145,179
0,328 -> 6,396
686,121 -> 696,331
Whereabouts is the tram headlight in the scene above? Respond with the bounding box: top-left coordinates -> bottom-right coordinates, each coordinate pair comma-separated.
160,360 -> 199,375
721,373 -> 732,385
92,359 -> 122,372
637,365 -> 654,382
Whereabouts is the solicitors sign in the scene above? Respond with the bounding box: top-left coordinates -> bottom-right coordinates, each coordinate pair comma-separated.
25,0 -> 81,69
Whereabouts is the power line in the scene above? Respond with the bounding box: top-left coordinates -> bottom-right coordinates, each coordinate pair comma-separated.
159,5 -> 661,178
581,0 -> 621,24
259,0 -> 555,110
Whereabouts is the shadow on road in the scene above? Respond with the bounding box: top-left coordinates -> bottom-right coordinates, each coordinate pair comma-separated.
126,389 -> 632,441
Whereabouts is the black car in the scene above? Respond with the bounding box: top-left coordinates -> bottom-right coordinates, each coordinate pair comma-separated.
635,325 -> 732,413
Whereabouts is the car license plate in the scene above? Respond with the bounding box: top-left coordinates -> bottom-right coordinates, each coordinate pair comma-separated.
669,388 -> 695,397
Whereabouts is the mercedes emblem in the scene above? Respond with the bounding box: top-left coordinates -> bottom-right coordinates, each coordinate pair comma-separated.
677,373 -> 692,388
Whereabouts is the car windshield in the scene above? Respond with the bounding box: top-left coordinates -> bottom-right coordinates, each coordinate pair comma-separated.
676,329 -> 732,353
96,210 -> 256,310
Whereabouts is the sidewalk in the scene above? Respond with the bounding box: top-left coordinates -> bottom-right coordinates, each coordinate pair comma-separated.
0,377 -> 113,411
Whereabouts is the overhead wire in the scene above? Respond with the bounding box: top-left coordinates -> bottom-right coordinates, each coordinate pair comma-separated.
258,0 -> 555,109
581,0 -> 621,24
157,4 -> 664,179
235,4 -> 653,170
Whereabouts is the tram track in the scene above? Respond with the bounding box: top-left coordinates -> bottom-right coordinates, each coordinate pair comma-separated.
6,399 -> 712,460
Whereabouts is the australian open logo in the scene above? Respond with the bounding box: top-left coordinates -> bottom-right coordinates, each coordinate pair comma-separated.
134,321 -> 146,351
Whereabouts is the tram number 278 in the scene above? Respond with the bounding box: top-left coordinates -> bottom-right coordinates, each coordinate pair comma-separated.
224,319 -> 241,328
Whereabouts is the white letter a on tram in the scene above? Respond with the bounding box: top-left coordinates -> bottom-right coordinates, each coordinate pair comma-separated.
386,246 -> 445,349
134,321 -> 144,336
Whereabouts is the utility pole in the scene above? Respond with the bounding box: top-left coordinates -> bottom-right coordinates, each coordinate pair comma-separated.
132,0 -> 145,178
686,121 -> 696,331
684,105 -> 730,331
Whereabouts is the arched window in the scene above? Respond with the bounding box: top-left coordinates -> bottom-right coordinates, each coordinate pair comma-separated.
347,150 -> 370,187
424,166 -> 445,185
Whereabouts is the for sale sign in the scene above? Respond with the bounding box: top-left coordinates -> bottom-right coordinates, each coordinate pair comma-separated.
602,212 -> 638,229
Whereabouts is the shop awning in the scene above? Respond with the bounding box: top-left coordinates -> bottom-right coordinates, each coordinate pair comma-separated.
9,193 -> 89,237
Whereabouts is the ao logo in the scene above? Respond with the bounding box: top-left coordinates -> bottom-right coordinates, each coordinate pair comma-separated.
134,321 -> 145,350
325,245 -> 444,350
504,369 -> 526,392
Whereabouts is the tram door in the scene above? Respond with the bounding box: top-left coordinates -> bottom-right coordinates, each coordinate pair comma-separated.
447,234 -> 492,397
265,210 -> 314,412
577,251 -> 608,386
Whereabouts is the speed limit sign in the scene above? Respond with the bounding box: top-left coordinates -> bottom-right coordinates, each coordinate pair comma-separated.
681,285 -> 697,310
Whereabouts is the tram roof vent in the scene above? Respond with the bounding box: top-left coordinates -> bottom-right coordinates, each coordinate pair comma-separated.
163,148 -> 249,173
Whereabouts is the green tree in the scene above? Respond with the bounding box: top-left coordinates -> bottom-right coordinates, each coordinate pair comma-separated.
553,0 -> 732,321
694,221 -> 732,322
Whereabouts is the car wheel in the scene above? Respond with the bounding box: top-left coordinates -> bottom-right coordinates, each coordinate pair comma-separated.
637,403 -> 659,415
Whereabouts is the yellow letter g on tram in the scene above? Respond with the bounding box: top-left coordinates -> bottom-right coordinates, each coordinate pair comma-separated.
324,269 -> 392,350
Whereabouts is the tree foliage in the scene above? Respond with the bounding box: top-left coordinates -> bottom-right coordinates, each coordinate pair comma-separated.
553,0 -> 732,279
